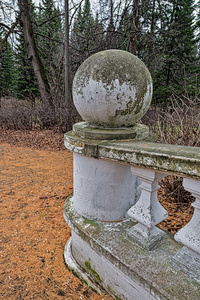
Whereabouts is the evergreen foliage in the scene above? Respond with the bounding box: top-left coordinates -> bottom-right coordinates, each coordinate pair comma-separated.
71,0 -> 105,74
0,36 -> 17,97
35,0 -> 63,95
15,30 -> 39,100
153,0 -> 198,102
36,0 -> 62,71
72,0 -> 95,56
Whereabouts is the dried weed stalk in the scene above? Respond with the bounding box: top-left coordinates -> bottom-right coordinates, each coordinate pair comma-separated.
0,97 -> 80,132
153,94 -> 200,146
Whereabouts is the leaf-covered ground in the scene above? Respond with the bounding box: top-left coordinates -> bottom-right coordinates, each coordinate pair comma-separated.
0,129 -> 112,300
0,129 -> 194,299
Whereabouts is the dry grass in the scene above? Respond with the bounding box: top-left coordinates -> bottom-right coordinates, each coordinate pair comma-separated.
0,97 -> 80,132
143,95 -> 200,147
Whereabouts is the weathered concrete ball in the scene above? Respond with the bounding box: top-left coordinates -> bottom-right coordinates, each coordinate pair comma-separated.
73,50 -> 153,128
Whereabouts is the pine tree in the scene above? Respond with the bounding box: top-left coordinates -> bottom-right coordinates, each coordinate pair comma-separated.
15,30 -> 39,100
153,0 -> 197,102
79,0 -> 95,55
14,1 -> 39,101
137,0 -> 161,71
71,0 -> 98,70
116,0 -> 159,57
195,0 -> 200,85
71,5 -> 83,52
117,5 -> 133,51
36,0 -> 63,91
105,0 -> 117,49
0,37 -> 17,97
94,12 -> 105,50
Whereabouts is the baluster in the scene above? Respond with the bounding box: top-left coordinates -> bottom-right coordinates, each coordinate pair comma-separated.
127,167 -> 168,250
173,178 -> 200,280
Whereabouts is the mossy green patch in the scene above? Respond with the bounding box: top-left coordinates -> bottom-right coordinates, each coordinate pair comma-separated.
64,195 -> 75,221
107,285 -> 123,300
84,260 -> 102,283
89,286 -> 99,293
83,218 -> 100,230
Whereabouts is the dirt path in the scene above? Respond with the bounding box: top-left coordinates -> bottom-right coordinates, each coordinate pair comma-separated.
0,141 -> 112,300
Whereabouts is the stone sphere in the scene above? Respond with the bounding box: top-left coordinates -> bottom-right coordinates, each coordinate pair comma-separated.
72,50 -> 153,128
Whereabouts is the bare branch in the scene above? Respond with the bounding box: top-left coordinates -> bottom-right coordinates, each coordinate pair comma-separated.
0,19 -> 19,54
35,32 -> 64,45
35,13 -> 64,27
0,22 -> 11,30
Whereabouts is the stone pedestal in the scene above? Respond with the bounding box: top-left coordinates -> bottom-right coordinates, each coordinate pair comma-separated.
173,178 -> 200,282
62,50 -> 200,299
63,50 -> 156,299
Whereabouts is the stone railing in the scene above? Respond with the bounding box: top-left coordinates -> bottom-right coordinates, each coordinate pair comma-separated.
63,50 -> 200,300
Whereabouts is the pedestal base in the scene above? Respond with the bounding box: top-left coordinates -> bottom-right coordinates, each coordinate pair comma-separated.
127,223 -> 166,250
172,246 -> 200,283
64,238 -> 104,294
65,231 -> 158,300
64,196 -> 200,300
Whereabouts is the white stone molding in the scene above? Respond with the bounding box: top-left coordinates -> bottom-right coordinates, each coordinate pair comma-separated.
73,152 -> 138,222
174,178 -> 200,254
173,178 -> 200,281
127,167 -> 168,250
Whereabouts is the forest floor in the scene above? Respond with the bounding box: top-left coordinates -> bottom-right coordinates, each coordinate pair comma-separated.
0,129 -> 194,300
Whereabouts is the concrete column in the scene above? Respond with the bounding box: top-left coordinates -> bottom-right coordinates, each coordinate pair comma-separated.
173,178 -> 200,282
127,166 -> 168,250
174,178 -> 200,254
73,152 -> 138,221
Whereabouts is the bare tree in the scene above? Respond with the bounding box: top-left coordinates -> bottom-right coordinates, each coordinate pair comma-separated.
18,0 -> 54,110
65,0 -> 71,108
130,0 -> 139,55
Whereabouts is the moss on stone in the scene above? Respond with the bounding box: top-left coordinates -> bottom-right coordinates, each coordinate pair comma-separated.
71,122 -> 150,141
83,218 -> 100,230
107,285 -> 123,300
84,260 -> 102,283
64,195 -> 75,221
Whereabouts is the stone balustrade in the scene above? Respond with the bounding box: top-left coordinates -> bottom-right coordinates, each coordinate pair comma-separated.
63,50 -> 200,299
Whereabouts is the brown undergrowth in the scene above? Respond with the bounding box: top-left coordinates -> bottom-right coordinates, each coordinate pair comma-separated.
0,129 -> 195,299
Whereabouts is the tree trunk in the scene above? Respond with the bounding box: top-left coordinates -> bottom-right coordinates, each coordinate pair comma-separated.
65,0 -> 71,109
150,0 -> 156,36
18,0 -> 54,110
148,0 -> 156,68
130,0 -> 139,55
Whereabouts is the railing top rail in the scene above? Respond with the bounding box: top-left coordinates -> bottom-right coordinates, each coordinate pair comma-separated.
65,132 -> 200,179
